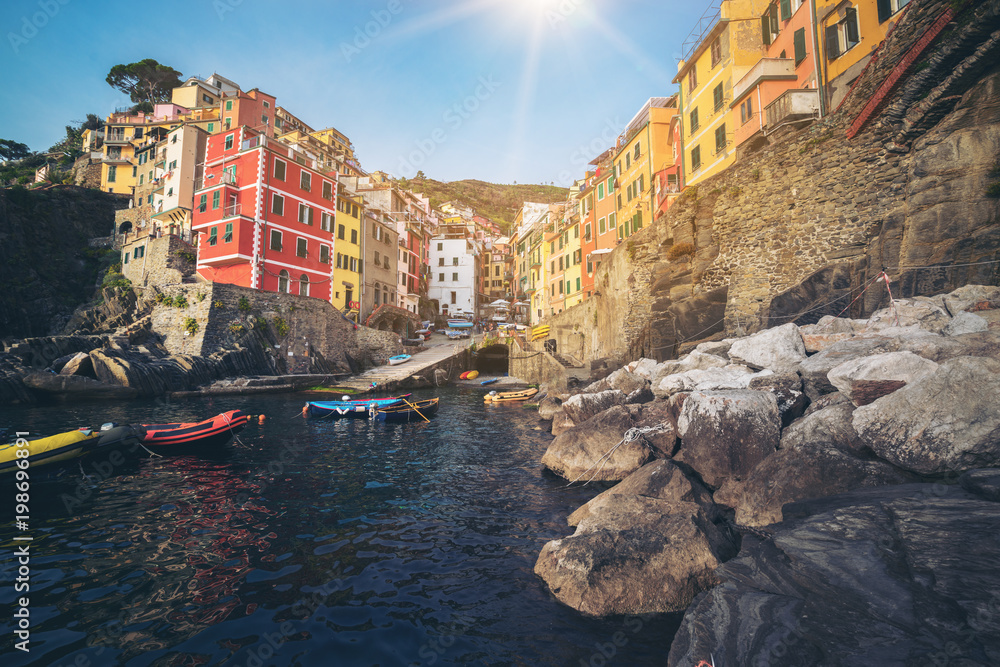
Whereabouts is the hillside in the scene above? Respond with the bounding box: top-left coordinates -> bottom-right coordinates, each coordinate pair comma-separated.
401,178 -> 568,232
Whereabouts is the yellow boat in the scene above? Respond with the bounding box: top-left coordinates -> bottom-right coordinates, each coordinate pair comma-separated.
530,325 -> 550,341
0,429 -> 100,474
483,387 -> 538,404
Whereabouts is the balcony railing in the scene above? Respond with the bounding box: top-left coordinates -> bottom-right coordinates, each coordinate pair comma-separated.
102,154 -> 132,164
732,58 -> 796,104
104,133 -> 130,145
195,171 -> 236,191
765,89 -> 820,130
222,202 -> 242,219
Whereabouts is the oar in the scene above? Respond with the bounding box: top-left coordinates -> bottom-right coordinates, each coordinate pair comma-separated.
401,398 -> 430,422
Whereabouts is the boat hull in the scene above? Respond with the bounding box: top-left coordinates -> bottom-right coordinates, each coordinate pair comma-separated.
142,410 -> 250,450
373,398 -> 439,423
484,387 -> 538,403
307,395 -> 411,419
0,425 -> 146,474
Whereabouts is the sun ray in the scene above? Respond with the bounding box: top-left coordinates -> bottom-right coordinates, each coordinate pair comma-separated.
382,0 -> 508,42
576,4 -> 676,89
504,10 -> 546,177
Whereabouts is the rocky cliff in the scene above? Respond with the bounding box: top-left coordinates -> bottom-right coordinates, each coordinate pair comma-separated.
545,0 -> 1000,366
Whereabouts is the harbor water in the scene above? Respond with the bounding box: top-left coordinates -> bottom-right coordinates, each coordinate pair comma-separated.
0,386 -> 679,666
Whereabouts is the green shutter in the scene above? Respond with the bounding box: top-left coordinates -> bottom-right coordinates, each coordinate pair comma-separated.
212,190 -> 220,209
826,25 -> 840,59
877,0 -> 892,23
780,0 -> 791,21
846,8 -> 860,44
762,14 -> 772,45
793,28 -> 807,64
770,5 -> 779,34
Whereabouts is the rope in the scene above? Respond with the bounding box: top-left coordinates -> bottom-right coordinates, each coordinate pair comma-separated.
833,272 -> 884,319
881,272 -> 900,326
564,424 -> 669,487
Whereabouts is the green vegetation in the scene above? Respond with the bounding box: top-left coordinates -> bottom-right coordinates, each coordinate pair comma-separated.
183,317 -> 199,336
666,241 -> 695,261
106,59 -> 182,104
213,300 -> 225,309
229,322 -> 245,335
101,272 -> 131,290
176,249 -> 196,263
406,178 -> 567,233
196,292 -> 206,302
273,316 -> 290,337
174,294 -> 189,308
238,296 -> 252,314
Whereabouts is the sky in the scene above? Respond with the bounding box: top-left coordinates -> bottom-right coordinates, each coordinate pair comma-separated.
0,0 -> 713,186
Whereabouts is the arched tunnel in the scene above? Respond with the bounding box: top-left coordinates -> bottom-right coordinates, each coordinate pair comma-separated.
474,343 -> 509,375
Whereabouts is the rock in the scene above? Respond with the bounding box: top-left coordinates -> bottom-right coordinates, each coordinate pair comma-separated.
541,405 -> 652,482
537,395 -> 563,421
941,284 -> 1000,315
728,323 -> 807,373
866,298 -> 952,333
898,329 -> 1000,362
561,389 -> 628,424
853,356 -> 1000,475
801,390 -> 851,417
625,386 -> 654,404
944,311 -> 989,336
535,501 -> 737,616
626,358 -> 660,381
602,367 -> 650,395
692,340 -> 732,358
959,468 -> 1000,502
650,351 -> 730,388
798,336 -> 901,399
22,372 -> 140,400
675,390 -> 781,489
800,315 -> 863,335
800,332 -> 854,353
747,372 -> 809,426
781,402 -> 867,457
567,459 -> 716,526
631,399 -> 679,457
655,365 -> 761,396
550,408 -> 576,436
58,351 -> 95,377
827,351 -> 938,406
667,485 -> 1000,667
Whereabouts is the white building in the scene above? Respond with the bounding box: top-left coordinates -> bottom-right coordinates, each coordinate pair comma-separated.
428,230 -> 479,319
152,124 -> 208,239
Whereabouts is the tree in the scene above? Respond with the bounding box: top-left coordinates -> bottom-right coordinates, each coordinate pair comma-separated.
415,170 -> 426,179
106,59 -> 182,104
0,139 -> 30,161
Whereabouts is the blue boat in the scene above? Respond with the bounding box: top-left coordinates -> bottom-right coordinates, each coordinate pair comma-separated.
305,394 -> 411,419
372,398 -> 439,423
448,319 -> 473,329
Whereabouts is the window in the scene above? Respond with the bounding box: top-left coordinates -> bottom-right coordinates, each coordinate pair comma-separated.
437,242 -> 443,251
212,190 -> 220,210
374,251 -> 381,267
597,182 -> 604,200
274,159 -> 286,181
713,83 -> 725,112
691,146 -> 702,172
262,115 -> 269,126
715,125 -> 727,153
350,229 -> 357,244
606,176 -> 613,193
224,222 -> 233,243
451,292 -> 456,304
826,7 -> 859,59
322,181 -> 333,200
108,165 -> 117,183
297,238 -> 308,258
625,152 -> 631,169
300,171 -> 311,192
634,143 -> 640,160
608,212 -> 616,229
780,0 -> 792,20
690,108 -> 699,133
278,270 -> 289,293
878,0 -> 910,23
299,275 -> 309,297
207,122 -> 214,133
453,257 -> 458,266
139,174 -> 144,185
320,245 -> 330,263
224,118 -> 232,130
298,203 -> 314,225
687,68 -> 697,92
710,37 -> 722,67
225,134 -> 233,150
209,227 -> 218,246
559,281 -> 564,295
123,251 -> 129,265
270,229 -> 282,251
225,100 -> 233,111
321,212 -> 333,231
740,97 -> 754,125
350,257 -> 358,272
167,187 -> 174,197
599,217 -> 606,234
452,273 -> 459,281
438,257 -> 445,266
133,246 -> 144,259
762,3 -> 779,45
638,174 -> 644,195
335,223 -> 344,240
198,194 -> 207,213
439,273 -> 445,282
559,257 -> 564,271
263,101 -> 270,109
272,193 -> 284,216
168,160 -> 177,170
793,27 -> 807,65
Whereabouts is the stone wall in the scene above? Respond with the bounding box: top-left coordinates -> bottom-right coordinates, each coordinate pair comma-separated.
546,0 -> 1000,366
121,234 -> 196,287
71,156 -> 102,188
507,338 -> 572,392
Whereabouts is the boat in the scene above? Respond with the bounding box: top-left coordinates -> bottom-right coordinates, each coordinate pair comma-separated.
305,394 -> 412,418
483,387 -> 539,404
447,330 -> 470,339
388,354 -> 411,365
481,378 -> 498,385
0,424 -> 146,475
141,410 -> 251,451
448,319 -> 474,329
372,398 -> 440,423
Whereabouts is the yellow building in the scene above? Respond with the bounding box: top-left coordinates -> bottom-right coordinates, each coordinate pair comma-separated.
333,186 -> 364,320
99,112 -> 171,195
817,0 -> 911,109
674,0 -> 768,186
562,208 -> 584,310
613,97 -> 677,239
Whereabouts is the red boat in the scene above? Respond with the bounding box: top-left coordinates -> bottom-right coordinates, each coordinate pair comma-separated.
142,410 -> 251,450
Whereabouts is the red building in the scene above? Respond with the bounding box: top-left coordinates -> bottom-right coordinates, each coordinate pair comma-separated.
193,126 -> 338,300
654,115 -> 684,219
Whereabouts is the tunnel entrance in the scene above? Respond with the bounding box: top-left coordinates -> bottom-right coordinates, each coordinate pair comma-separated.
474,344 -> 509,375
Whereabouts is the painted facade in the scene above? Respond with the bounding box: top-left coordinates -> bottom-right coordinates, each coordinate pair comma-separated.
613,98 -> 677,239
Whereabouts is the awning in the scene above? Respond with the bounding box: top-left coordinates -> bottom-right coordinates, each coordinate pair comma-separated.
589,248 -> 613,257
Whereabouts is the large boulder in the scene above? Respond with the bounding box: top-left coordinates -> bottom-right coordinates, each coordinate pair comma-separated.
549,408 -> 576,436
598,367 -> 649,395
541,405 -> 652,482
866,298 -> 953,333
944,311 -> 989,336
781,401 -> 867,457
675,390 -> 781,489
567,460 -> 716,526
655,365 -> 762,397
535,500 -> 737,616
853,356 -> 1000,475
22,372 -> 140,400
58,351 -> 95,377
561,389 -> 627,424
940,284 -> 1000,315
630,399 -> 679,457
798,336 -> 901,399
827,351 -> 938,406
667,484 -> 1000,666
650,352 -> 730,388
727,323 -> 807,373
747,372 -> 809,426
537,395 -> 563,421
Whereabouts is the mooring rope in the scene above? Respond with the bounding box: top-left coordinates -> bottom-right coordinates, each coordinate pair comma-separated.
564,424 -> 670,487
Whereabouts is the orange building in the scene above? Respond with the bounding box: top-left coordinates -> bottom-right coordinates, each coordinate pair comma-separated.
732,0 -> 823,157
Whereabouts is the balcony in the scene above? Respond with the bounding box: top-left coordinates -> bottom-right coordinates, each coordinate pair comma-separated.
103,153 -> 132,164
104,133 -> 131,145
765,89 -> 820,130
732,58 -> 797,105
222,202 -> 242,219
195,171 -> 236,191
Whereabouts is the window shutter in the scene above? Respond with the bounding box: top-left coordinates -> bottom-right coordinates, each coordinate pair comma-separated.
770,6 -> 779,35
877,0 -> 892,23
826,24 -> 840,59
793,28 -> 807,64
846,7 -> 860,43
780,0 -> 791,20
762,15 -> 772,45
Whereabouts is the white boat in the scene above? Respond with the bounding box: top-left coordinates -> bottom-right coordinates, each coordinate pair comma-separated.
388,354 -> 411,365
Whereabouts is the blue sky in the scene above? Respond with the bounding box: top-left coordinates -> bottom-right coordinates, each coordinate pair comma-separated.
1,0 -> 709,185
